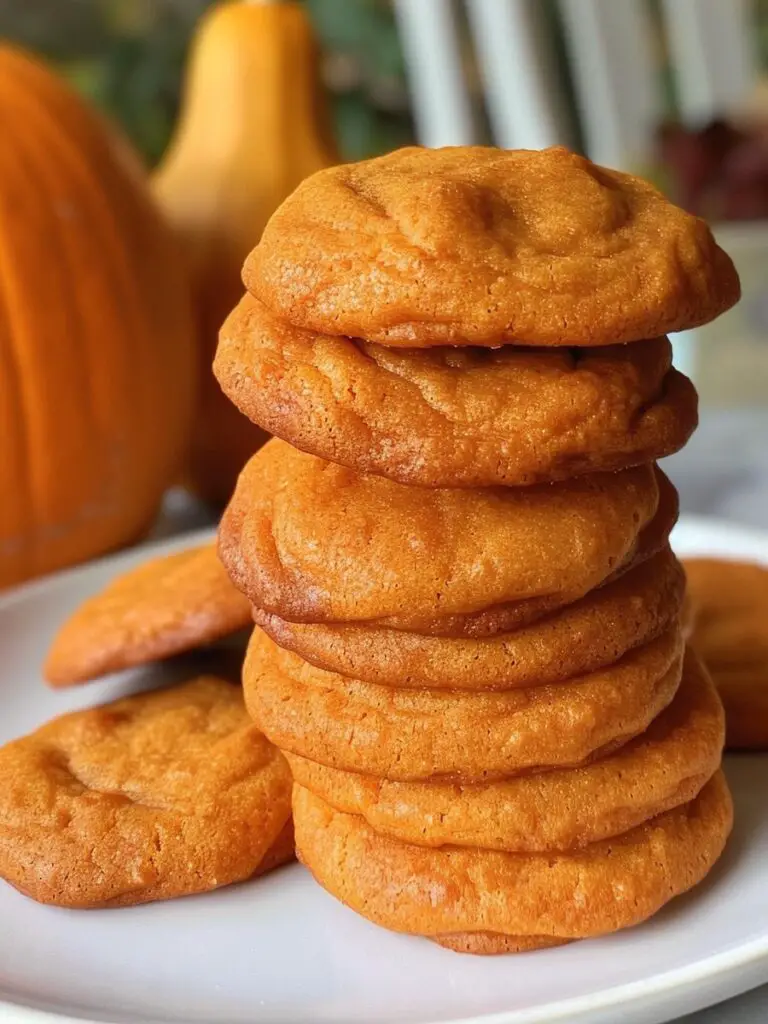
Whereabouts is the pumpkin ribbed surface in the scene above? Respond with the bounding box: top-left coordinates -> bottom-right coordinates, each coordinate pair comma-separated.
0,46 -> 196,588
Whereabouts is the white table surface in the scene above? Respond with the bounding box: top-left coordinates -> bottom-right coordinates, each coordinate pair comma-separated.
150,407 -> 768,1024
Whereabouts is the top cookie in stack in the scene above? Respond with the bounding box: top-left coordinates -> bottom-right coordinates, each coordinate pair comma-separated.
244,145 -> 736,347
216,146 -> 736,488
216,145 -> 738,955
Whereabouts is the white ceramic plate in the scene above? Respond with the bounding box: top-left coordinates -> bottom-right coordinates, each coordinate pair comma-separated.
0,517 -> 767,1024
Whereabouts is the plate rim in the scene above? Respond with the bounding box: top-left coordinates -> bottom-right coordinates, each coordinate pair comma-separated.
2,930 -> 768,1024
0,513 -> 767,1024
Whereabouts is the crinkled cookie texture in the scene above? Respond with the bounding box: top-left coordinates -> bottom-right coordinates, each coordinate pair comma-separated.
293,771 -> 732,951
244,626 -> 683,782
685,558 -> 768,750
219,439 -> 659,630
255,547 -> 684,691
245,146 -> 739,347
45,545 -> 252,687
0,677 -> 292,907
286,649 -> 724,851
216,295 -> 697,487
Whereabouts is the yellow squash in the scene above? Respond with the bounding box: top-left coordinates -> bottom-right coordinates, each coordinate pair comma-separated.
154,0 -> 338,505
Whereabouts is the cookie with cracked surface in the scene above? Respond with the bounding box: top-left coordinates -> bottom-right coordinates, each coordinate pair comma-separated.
286,648 -> 723,850
293,771 -> 732,952
244,146 -> 739,347
244,625 -> 683,782
45,545 -> 252,687
0,677 -> 292,907
685,558 -> 768,750
255,547 -> 683,690
216,295 -> 697,487
219,440 -> 659,633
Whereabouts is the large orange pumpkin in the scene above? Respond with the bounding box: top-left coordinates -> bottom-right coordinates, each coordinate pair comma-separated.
0,46 -> 196,589
154,0 -> 338,506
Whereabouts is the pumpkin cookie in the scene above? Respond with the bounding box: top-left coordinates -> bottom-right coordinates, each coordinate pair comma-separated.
244,626 -> 683,782
0,677 -> 292,907
45,544 -> 252,686
245,146 -> 739,347
293,771 -> 732,951
219,440 -> 659,631
685,558 -> 768,749
256,547 -> 683,690
433,933 -> 566,954
255,819 -> 295,877
217,296 -> 697,487
287,649 -> 723,850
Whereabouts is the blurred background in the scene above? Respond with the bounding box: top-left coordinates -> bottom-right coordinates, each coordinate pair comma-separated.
1,0 -> 767,588
5,1 -> 768,164
0,0 -> 414,166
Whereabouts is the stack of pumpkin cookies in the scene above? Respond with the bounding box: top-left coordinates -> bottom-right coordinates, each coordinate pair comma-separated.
216,146 -> 740,953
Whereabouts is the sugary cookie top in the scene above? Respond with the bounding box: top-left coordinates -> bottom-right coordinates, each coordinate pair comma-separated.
218,439 -> 659,627
0,678 -> 292,907
244,625 -> 683,781
253,548 -> 685,691
285,649 -> 724,852
44,545 -> 252,686
245,146 -> 739,347
292,771 -> 732,939
215,294 -> 697,487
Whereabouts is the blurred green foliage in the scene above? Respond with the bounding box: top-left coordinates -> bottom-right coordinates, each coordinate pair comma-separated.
0,0 -> 414,166
306,0 -> 413,159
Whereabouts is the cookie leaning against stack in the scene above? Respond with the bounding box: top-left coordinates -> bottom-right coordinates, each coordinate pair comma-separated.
216,146 -> 739,953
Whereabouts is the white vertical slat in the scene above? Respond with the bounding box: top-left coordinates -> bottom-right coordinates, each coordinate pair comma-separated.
392,0 -> 477,147
660,0 -> 758,125
557,0 -> 659,169
465,0 -> 572,150
669,331 -> 698,381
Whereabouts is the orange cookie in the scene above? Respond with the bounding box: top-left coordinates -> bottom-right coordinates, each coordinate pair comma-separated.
45,544 -> 252,687
433,933 -> 566,954
255,547 -> 683,690
245,146 -> 739,347
256,819 -> 295,877
392,460 -> 676,640
286,649 -> 723,850
0,677 -> 292,907
293,771 -> 732,951
685,558 -> 768,749
220,439 -> 659,631
244,625 -> 683,782
215,295 -> 697,487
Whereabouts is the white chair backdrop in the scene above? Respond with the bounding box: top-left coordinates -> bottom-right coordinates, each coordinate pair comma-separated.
392,0 -> 758,165
391,0 -> 762,382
